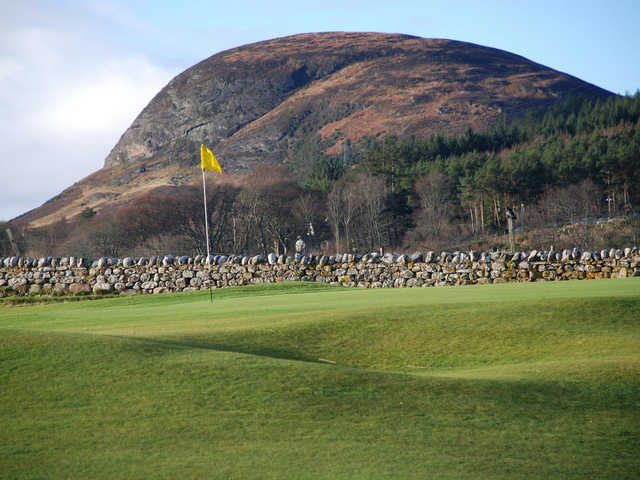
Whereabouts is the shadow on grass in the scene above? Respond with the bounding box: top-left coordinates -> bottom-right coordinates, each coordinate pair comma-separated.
104,334 -> 321,365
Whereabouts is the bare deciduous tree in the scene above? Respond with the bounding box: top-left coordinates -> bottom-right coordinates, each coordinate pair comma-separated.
533,179 -> 603,248
353,172 -> 386,252
414,172 -> 452,241
327,183 -> 343,254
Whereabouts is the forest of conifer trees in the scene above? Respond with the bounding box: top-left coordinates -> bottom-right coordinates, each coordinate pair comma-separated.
3,93 -> 639,258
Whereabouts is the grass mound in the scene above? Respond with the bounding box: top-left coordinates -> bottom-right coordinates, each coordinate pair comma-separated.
1,279 -> 639,479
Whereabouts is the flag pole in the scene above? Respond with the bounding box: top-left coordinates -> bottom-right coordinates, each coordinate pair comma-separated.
202,168 -> 211,259
201,143 -> 222,304
202,168 -> 213,303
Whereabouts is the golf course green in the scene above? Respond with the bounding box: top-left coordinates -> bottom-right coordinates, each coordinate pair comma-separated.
1,278 -> 639,479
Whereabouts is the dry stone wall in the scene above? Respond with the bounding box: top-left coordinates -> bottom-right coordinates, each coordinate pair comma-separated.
1,248 -> 639,297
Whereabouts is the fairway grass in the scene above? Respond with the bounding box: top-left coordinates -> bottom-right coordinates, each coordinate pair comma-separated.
1,279 -> 639,479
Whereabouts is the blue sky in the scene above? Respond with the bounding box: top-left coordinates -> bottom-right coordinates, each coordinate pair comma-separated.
1,0 -> 639,221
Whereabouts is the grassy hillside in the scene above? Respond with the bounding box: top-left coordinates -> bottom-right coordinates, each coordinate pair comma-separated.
1,279 -> 639,479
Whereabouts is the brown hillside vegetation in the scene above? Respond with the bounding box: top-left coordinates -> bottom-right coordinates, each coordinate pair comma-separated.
13,32 -> 611,231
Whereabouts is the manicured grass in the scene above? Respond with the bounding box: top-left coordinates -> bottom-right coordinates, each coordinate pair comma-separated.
1,279 -> 639,479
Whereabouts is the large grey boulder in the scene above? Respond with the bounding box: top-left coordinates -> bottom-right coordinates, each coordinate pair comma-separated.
580,251 -> 593,262
396,254 -> 409,265
251,255 -> 264,265
366,253 -> 381,264
439,252 -> 451,262
8,277 -> 27,289
382,253 -> 395,264
141,281 -> 158,290
92,281 -> 113,294
409,251 -> 424,263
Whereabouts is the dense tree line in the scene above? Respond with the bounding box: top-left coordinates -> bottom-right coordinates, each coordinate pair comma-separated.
336,92 -> 640,250
5,92 -> 639,258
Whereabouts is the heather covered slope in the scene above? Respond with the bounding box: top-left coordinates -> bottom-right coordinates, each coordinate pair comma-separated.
15,32 -> 612,229
106,32 -> 610,171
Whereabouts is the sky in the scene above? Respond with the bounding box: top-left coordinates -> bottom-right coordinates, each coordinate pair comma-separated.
1,0 -> 639,222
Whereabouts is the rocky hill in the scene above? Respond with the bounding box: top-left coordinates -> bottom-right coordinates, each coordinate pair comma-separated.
16,32 -> 612,229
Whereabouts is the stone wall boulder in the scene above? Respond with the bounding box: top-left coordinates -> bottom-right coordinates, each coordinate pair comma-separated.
69,283 -> 92,295
92,281 -> 113,295
0,247 -> 638,297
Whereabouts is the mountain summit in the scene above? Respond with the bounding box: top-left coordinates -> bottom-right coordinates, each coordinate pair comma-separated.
19,32 -> 611,228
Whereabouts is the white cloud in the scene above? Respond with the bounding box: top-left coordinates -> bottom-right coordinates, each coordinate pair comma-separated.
0,3 -> 174,222
36,58 -> 167,136
0,57 -> 23,82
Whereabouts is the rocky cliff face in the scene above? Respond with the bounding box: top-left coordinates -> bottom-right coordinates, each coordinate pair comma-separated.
105,32 -> 611,172
17,32 -> 612,229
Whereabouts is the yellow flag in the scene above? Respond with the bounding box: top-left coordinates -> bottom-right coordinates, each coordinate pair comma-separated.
201,144 -> 223,173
